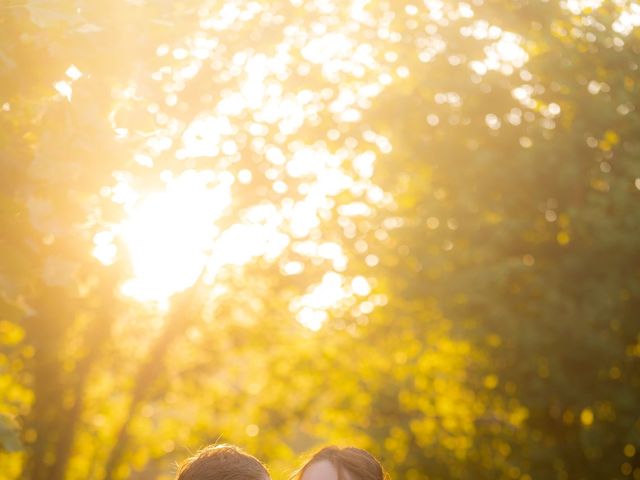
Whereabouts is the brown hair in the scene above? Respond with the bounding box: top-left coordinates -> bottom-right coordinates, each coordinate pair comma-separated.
176,444 -> 269,480
292,446 -> 388,480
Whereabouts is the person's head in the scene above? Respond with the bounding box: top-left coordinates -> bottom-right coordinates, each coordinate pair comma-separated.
292,446 -> 387,480
176,444 -> 270,480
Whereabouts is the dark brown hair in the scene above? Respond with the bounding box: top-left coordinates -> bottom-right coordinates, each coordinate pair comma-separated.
176,444 -> 269,480
292,446 -> 388,480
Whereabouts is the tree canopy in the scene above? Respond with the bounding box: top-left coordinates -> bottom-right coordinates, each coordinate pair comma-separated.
1,1 -> 639,479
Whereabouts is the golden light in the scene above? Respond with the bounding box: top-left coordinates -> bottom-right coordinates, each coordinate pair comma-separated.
293,272 -> 346,331
92,3 -> 397,327
119,170 -> 231,302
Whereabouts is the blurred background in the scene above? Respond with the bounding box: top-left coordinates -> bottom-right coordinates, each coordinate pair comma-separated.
1,0 -> 640,479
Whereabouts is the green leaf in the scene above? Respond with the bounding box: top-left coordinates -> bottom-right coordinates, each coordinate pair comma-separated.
0,414 -> 22,453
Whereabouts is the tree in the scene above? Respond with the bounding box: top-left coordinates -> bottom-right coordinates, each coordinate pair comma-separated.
1,1 -> 639,479
347,1 -> 640,478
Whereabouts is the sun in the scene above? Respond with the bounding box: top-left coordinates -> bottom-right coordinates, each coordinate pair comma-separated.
92,146 -> 376,327
118,170 -> 232,302
93,159 -> 368,329
104,168 -> 293,304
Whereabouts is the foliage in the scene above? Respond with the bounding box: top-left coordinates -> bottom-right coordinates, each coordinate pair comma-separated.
1,1 -> 639,480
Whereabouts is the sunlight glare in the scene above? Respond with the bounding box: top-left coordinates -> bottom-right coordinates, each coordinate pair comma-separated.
561,0 -> 603,15
100,0 -> 395,330
292,272 -> 347,331
120,170 -> 231,302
